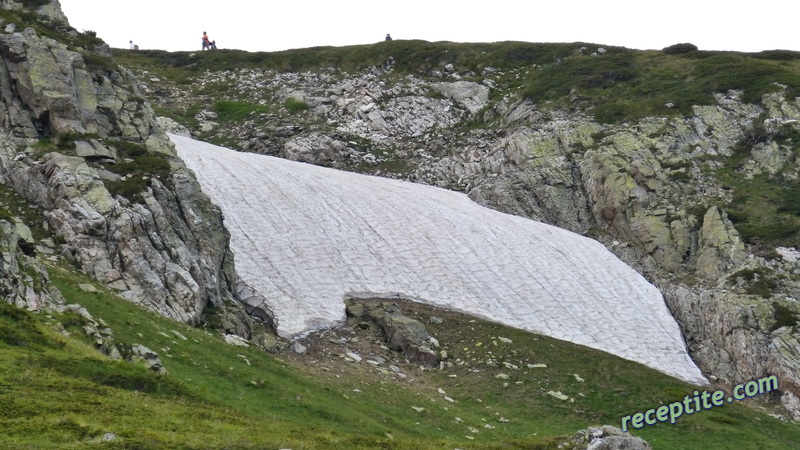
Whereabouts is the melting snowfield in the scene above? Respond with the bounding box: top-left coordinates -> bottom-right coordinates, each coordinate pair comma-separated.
170,134 -> 707,385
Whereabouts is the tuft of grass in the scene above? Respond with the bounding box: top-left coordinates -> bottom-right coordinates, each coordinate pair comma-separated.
213,100 -> 272,123
284,97 -> 310,113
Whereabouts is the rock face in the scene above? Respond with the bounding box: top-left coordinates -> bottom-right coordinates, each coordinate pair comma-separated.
0,219 -> 61,311
0,2 -> 239,324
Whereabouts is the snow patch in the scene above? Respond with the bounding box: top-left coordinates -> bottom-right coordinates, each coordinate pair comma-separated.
170,133 -> 707,385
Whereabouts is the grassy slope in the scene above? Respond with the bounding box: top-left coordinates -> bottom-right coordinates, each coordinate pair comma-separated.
2,264 -> 799,449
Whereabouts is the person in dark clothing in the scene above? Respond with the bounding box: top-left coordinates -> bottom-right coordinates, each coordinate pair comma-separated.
385,33 -> 392,41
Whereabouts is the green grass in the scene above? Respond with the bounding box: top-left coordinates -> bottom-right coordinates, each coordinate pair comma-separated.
213,100 -> 272,123
2,264 -> 799,448
717,169 -> 800,248
284,97 -> 310,113
96,140 -> 173,203
0,183 -> 48,240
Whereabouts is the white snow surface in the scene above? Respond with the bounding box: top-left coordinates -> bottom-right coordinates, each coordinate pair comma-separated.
170,133 -> 707,385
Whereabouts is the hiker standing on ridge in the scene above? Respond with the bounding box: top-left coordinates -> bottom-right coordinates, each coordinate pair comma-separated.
202,31 -> 216,50
385,33 -> 392,41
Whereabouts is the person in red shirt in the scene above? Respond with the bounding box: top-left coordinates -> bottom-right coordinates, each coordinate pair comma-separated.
202,32 -> 215,50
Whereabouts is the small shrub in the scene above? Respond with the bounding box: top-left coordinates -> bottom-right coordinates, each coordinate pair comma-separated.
19,0 -> 51,7
771,302 -> 799,332
81,51 -> 118,74
753,50 -> 800,61
109,140 -> 148,159
662,43 -> 698,55
727,267 -> 779,298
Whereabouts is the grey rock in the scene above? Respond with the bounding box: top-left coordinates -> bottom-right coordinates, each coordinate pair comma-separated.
290,341 -> 307,354
254,333 -> 286,354
129,344 -> 167,374
560,425 -> 651,450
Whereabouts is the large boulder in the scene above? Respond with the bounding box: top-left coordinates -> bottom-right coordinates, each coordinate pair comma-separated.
348,300 -> 439,367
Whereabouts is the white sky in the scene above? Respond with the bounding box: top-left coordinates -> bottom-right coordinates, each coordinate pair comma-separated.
59,0 -> 799,54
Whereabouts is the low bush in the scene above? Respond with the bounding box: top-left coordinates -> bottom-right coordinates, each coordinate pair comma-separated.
662,43 -> 698,55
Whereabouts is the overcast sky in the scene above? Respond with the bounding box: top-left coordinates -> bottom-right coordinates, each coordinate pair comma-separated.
59,1 -> 799,54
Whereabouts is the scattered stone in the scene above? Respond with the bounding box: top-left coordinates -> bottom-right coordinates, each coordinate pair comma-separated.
224,334 -> 250,347
547,390 -> 570,401
170,330 -> 188,341
254,333 -> 286,354
558,425 -> 652,449
129,344 -> 167,374
290,341 -> 307,354
345,351 -> 362,362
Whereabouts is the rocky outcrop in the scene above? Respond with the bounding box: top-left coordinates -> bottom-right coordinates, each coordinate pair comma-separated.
0,218 -> 62,311
128,344 -> 167,374
346,299 -> 439,366
0,5 -> 240,325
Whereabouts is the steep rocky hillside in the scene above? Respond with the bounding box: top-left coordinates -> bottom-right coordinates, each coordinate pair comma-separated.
114,41 -> 800,419
1,1 -> 800,444
0,0 -> 254,328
